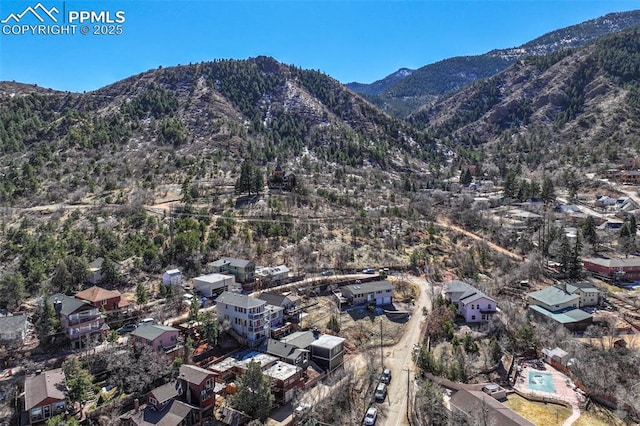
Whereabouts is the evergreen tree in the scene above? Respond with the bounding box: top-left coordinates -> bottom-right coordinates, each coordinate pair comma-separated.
62,356 -> 93,409
37,299 -> 60,345
0,272 -> 26,309
232,360 -> 274,421
567,235 -> 583,280
541,174 -> 555,205
189,295 -> 200,321
460,168 -> 473,186
327,314 -> 341,333
135,282 -> 148,305
581,216 -> 598,253
558,234 -> 572,276
200,312 -> 219,346
100,257 -> 122,286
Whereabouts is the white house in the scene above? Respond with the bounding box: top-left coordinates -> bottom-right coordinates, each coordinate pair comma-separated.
443,280 -> 497,323
193,273 -> 235,297
162,269 -> 182,286
215,291 -> 267,346
340,281 -> 394,307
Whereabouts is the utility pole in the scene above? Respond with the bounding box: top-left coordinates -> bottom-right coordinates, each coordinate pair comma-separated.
380,319 -> 383,370
406,368 -> 411,425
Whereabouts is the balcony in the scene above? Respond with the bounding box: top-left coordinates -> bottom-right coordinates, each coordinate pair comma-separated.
68,312 -> 101,326
68,321 -> 103,337
248,312 -> 264,320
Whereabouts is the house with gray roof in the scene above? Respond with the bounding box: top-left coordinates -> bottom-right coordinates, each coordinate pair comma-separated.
23,369 -> 66,424
48,293 -> 105,348
527,283 -> 595,332
215,291 -> 267,346
280,330 -> 317,349
261,338 -> 309,368
0,314 -> 28,347
131,324 -> 179,354
443,280 -> 497,323
209,257 -> 255,283
340,280 -> 394,307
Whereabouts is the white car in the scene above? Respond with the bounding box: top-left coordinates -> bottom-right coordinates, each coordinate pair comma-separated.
364,406 -> 377,425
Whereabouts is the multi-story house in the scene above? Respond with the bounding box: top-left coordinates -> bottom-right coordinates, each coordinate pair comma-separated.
310,335 -> 345,372
49,293 -> 105,348
120,382 -> 199,426
178,364 -> 218,411
209,257 -> 255,284
215,291 -> 267,346
23,369 -> 66,424
75,285 -> 129,313
443,280 -> 497,323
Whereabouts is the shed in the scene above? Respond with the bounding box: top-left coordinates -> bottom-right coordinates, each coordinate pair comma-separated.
162,269 -> 182,286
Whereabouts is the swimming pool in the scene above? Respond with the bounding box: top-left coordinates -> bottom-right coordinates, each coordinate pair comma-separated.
527,371 -> 555,393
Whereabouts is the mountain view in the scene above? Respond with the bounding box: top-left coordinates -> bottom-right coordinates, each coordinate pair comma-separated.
1,7 -> 640,426
348,10 -> 640,117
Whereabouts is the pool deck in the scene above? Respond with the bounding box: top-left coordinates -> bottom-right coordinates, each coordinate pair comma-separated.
514,363 -> 584,426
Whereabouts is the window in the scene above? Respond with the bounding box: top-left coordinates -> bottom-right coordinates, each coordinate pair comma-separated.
149,397 -> 158,406
101,299 -> 107,305
487,304 -> 492,309
471,315 -> 476,320
206,378 -> 214,389
54,402 -> 65,413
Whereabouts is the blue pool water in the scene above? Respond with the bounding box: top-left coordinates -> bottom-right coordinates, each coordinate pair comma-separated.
527,371 -> 555,393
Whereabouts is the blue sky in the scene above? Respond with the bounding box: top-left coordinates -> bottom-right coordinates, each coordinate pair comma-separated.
1,0 -> 639,92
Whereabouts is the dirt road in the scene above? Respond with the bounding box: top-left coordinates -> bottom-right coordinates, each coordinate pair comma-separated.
379,274 -> 432,426
437,220 -> 523,261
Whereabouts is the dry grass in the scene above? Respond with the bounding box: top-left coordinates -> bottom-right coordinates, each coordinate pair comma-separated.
573,404 -> 631,426
503,394 -> 572,426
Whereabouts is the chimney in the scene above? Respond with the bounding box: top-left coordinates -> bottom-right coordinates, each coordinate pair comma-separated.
53,299 -> 62,314
134,398 -> 139,412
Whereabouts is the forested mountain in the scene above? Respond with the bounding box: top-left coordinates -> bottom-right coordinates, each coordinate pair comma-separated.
0,56 -> 438,207
410,26 -> 640,175
348,10 -> 640,117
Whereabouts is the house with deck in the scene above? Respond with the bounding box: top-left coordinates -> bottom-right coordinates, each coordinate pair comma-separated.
215,291 -> 267,347
178,364 -> 218,411
209,257 -> 255,284
130,324 -> 180,355
49,293 -> 106,348
75,285 -> 129,312
339,280 -> 394,307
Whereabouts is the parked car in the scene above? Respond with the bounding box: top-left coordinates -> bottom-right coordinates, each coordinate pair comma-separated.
374,383 -> 387,402
363,268 -> 375,274
363,406 -> 377,425
138,317 -> 155,326
381,368 -> 392,384
116,323 -> 137,334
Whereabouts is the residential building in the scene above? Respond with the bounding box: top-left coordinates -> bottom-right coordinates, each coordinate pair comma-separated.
263,361 -> 302,404
255,265 -> 290,285
215,291 -> 267,346
209,351 -> 279,382
310,335 -> 345,372
261,338 -> 309,368
257,292 -> 302,321
542,347 -> 570,366
49,293 -> 105,348
130,324 -> 180,353
527,286 -> 579,312
178,364 -> 218,410
209,257 -> 255,283
120,382 -> 200,426
528,305 -> 593,332
339,280 -> 394,307
280,330 -> 317,350
87,257 -> 105,285
583,257 -> 640,281
265,304 -> 290,338
75,285 -> 129,312
23,369 -> 66,424
0,314 -> 28,347
162,269 -> 182,286
443,280 -> 497,323
450,389 -> 535,426
193,273 -> 235,298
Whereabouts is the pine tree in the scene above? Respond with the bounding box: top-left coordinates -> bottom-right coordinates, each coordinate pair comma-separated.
135,282 -> 148,305
62,356 -> 93,409
37,299 -> 60,345
581,216 -> 598,253
232,360 -> 274,421
541,174 -> 555,205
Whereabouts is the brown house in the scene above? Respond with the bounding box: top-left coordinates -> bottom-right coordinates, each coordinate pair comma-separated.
23,369 -> 66,424
178,364 -> 218,410
75,285 -> 129,312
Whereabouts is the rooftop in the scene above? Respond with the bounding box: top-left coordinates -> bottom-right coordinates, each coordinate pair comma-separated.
584,257 -> 640,268
527,286 -> 579,308
211,257 -> 254,268
310,334 -> 345,349
529,305 -> 592,324
263,361 -> 300,382
444,280 -> 496,305
24,369 -> 66,410
215,291 -> 265,309
179,364 -> 216,386
150,380 -> 181,404
75,285 -> 121,302
194,273 -> 234,284
280,330 -> 316,349
48,293 -> 93,316
122,399 -> 195,426
450,389 -> 535,426
131,324 -> 178,341
342,280 -> 394,296
0,314 -> 27,335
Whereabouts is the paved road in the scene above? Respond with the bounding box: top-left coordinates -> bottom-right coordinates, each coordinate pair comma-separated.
380,274 -> 432,426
